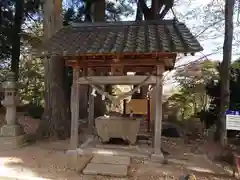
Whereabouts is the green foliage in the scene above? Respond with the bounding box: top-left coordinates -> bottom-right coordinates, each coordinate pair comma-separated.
167,92 -> 193,120
18,55 -> 44,105
229,60 -> 240,110
0,0 -> 44,119
63,0 -> 134,23
175,60 -> 219,91
105,0 -> 134,21
0,0 -> 14,61
202,59 -> 240,128
24,102 -> 44,119
168,60 -> 219,121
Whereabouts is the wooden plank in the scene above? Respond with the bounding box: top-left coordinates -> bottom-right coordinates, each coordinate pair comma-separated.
125,99 -> 148,115
78,76 -> 157,85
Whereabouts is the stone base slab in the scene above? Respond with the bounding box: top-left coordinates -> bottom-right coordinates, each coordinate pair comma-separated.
151,152 -> 164,163
91,155 -> 130,165
0,135 -> 25,150
1,125 -> 23,137
83,163 -> 128,177
67,147 -> 149,159
66,153 -> 92,172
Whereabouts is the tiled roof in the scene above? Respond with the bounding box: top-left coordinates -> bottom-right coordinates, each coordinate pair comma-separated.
44,20 -> 203,56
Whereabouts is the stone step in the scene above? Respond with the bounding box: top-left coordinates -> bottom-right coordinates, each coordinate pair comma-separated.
83,163 -> 128,177
91,154 -> 130,165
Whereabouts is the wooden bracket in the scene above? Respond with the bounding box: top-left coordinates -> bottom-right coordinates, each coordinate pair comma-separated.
111,64 -> 124,76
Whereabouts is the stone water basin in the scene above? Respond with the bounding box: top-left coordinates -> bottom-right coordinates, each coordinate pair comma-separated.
95,116 -> 140,145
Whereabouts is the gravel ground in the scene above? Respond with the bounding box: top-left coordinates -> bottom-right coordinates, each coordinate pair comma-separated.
0,139 -> 236,180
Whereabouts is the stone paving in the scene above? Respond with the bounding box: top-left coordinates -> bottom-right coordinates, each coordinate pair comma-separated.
83,155 -> 130,177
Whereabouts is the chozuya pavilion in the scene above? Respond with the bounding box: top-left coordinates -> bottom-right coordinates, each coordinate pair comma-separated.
44,20 -> 203,160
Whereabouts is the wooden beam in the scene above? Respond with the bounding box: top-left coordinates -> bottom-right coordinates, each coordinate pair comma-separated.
92,67 -> 155,73
62,52 -> 177,61
66,65 -> 155,73
78,76 -> 157,85
65,58 -> 173,66
65,58 -> 174,71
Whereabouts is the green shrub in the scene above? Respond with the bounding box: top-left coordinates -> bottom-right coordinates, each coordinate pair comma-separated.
24,103 -> 44,119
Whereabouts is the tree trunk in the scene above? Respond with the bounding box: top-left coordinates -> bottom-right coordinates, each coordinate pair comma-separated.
217,0 -> 234,146
42,0 -> 70,139
134,0 -> 149,99
11,0 -> 24,79
44,57 -> 71,138
139,0 -> 173,20
92,0 -> 105,22
139,0 -> 160,20
135,0 -> 143,21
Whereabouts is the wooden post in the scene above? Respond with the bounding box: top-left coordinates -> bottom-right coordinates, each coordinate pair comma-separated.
70,67 -> 80,149
123,99 -> 126,115
151,65 -> 164,161
88,87 -> 95,133
147,97 -> 151,132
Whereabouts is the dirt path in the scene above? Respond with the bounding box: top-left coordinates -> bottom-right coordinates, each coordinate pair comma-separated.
0,140 -> 235,180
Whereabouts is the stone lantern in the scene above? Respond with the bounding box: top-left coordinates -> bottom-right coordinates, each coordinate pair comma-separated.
0,72 -> 25,150
2,72 -> 19,125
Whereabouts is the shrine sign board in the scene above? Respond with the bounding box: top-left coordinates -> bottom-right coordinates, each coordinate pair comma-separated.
226,110 -> 240,130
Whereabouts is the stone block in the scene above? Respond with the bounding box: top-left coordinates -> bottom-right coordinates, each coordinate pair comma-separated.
1,125 -> 23,137
0,135 -> 25,150
91,155 -> 130,165
151,153 -> 164,163
83,163 -> 128,177
67,154 -> 92,172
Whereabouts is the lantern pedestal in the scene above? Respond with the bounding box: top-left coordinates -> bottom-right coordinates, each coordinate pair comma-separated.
0,123 -> 25,150
0,134 -> 25,150
1,124 -> 24,137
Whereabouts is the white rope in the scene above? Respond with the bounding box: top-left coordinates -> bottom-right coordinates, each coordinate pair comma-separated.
91,88 -> 97,97
83,75 -> 152,105
101,94 -> 105,100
